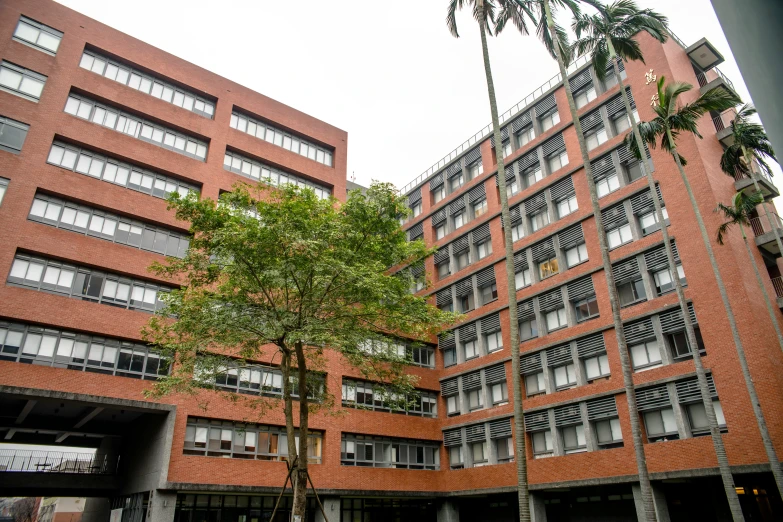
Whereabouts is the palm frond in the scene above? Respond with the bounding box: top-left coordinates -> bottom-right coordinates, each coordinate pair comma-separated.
446,0 -> 465,37
495,0 -> 537,35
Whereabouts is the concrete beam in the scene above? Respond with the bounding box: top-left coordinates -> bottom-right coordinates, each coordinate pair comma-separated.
15,400 -> 37,424
73,407 -> 104,429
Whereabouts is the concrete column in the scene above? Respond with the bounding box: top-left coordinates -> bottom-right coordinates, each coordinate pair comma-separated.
666,382 -> 689,440
547,410 -> 563,456
82,498 -> 110,522
146,490 -> 176,522
314,497 -> 340,522
632,483 -> 671,522
539,350 -> 553,395
580,402 -> 598,452
530,492 -> 548,522
437,500 -> 460,522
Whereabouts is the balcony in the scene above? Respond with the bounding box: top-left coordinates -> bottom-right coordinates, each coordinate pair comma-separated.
685,38 -> 726,71
712,109 -> 736,146
734,164 -> 779,201
0,449 -> 117,474
750,213 -> 783,256
696,67 -> 739,100
772,277 -> 783,309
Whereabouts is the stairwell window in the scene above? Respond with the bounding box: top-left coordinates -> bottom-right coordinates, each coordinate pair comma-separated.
594,418 -> 623,448
629,341 -> 662,371
606,223 -> 632,249
585,127 -> 608,151
643,408 -> 679,442
540,109 -> 560,132
596,172 -> 620,198
525,372 -> 545,396
532,430 -> 554,458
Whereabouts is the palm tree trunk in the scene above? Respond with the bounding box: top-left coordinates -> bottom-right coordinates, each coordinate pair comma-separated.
666,126 -> 783,501
541,3 -> 656,519
476,2 -> 530,520
608,44 -> 745,521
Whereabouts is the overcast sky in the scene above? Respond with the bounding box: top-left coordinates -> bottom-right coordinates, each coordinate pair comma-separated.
54,0 -> 780,208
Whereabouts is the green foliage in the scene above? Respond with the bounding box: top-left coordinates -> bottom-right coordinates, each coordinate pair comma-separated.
720,103 -> 778,178
715,191 -> 764,245
143,181 -> 459,413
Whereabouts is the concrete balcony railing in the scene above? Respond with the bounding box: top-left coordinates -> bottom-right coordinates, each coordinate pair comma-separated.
771,277 -> 783,309
735,165 -> 779,201
750,214 -> 783,257
0,449 -> 118,474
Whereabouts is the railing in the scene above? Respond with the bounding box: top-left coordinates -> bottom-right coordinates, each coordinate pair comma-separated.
0,449 -> 117,474
750,213 -> 783,237
733,164 -> 775,186
771,277 -> 783,299
398,53 -> 592,195
668,30 -> 735,93
712,108 -> 737,132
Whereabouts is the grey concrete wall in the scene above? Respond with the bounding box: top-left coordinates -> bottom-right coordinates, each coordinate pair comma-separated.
632,483 -> 671,522
436,500 -> 459,522
313,497 -> 340,522
119,410 -> 176,495
82,498 -> 110,522
146,490 -> 177,522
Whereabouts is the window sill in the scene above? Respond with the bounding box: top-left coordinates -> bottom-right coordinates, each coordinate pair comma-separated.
633,362 -> 663,373
555,384 -> 577,392
648,434 -> 680,443
447,412 -> 460,417
488,347 -> 504,354
526,391 -> 546,398
564,447 -> 588,454
547,325 -> 567,333
576,314 -> 599,324
620,298 -> 647,309
464,355 -> 479,362
586,374 -> 610,383
566,259 -> 588,269
534,452 -> 554,459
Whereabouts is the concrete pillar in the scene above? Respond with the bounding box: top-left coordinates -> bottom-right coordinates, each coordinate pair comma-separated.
632,483 -> 671,522
146,490 -> 176,522
530,492 -> 548,522
437,500 -> 459,522
82,498 -> 110,522
314,497 -> 340,522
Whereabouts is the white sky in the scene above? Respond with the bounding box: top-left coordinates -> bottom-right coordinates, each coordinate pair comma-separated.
54,0 -> 780,208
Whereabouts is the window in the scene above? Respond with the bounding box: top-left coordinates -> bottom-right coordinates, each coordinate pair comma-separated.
0,115 -> 29,154
435,224 -> 447,240
574,296 -> 599,322
548,150 -> 569,173
639,208 -> 669,235
0,61 -> 46,101
511,223 -> 525,242
341,434 -> 438,469
539,257 -> 559,279
532,430 -> 553,457
557,195 -> 578,218
456,251 -> 470,270
80,51 -> 215,119
561,424 -> 587,453
480,283 -> 498,304
596,173 -> 620,198
618,279 -> 646,307
595,418 -> 623,447
230,112 -> 333,167
48,142 -> 199,200
653,265 -> 686,295
476,239 -> 492,260
0,178 -> 7,205
450,173 -> 465,192
342,379 -> 437,417
525,372 -> 545,396
65,95 -> 208,160
625,159 -> 645,182
520,319 -> 538,341
530,210 -> 550,232
411,201 -> 422,217
606,224 -> 632,249
574,85 -> 597,109
491,382 -> 508,404
464,339 -> 479,360
468,389 -> 483,410
224,151 -> 330,199
459,293 -> 474,313
410,276 -> 425,294
409,346 -> 435,368
553,363 -> 576,389
473,199 -> 488,218
516,126 -> 535,148
585,127 -> 608,151
506,179 -> 520,198
667,329 -> 705,359
546,308 -> 567,332
686,400 -> 726,436
502,141 -> 512,159
13,17 -> 62,54
540,110 -> 560,132
449,445 -> 464,469
437,260 -> 450,279
496,437 -> 514,462
630,341 -> 662,371
433,185 -> 446,203
446,395 -> 459,415
565,243 -> 588,267
614,110 -> 639,135
524,166 -> 544,188
472,441 -> 488,466
515,268 -> 531,289
8,254 -> 170,314
584,354 -> 610,380
444,347 -> 457,367
453,211 -> 466,229
29,195 -> 190,258
468,160 -> 483,179
485,330 -> 503,352
643,408 -> 679,442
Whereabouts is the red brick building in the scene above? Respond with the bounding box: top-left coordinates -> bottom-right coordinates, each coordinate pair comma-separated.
0,0 -> 781,521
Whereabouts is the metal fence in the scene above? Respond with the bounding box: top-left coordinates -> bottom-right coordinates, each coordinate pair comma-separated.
0,449 -> 118,474
750,213 -> 783,237
771,277 -> 783,299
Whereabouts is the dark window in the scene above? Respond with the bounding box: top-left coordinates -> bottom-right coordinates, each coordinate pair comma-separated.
0,116 -> 29,153
574,296 -> 599,322
618,279 -> 646,307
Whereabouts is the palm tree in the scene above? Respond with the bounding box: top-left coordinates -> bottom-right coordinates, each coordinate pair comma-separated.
497,0 -> 657,518
571,3 -> 745,518
717,191 -> 783,351
446,1 -> 537,519
626,77 -> 783,501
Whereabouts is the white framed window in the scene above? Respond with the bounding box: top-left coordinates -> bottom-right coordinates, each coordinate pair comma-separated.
480,283 -> 498,304
516,126 -> 535,148
13,17 -> 62,55
630,341 -> 662,371
574,85 -> 597,109
584,354 -> 610,380
553,363 -> 576,389
468,389 -> 483,410
0,61 -> 46,101
532,431 -> 553,458
530,210 -> 550,232
525,372 -> 545,396
540,110 -> 560,132
618,279 -> 646,307
586,127 -> 608,151
596,173 -> 620,198
485,331 -> 503,352
561,424 -> 587,453
606,224 -> 633,249
686,400 -> 726,436
643,408 -> 679,442
473,199 -> 488,218
520,319 -> 538,341
468,160 -> 483,179
453,211 -> 466,229
464,340 -> 479,360
435,224 -> 447,240
515,268 -> 531,290
548,150 -> 569,173
539,257 -> 559,279
595,418 -> 623,446
506,179 -> 520,198
511,223 -> 525,242
449,445 -> 464,468
525,167 -> 544,188
565,243 -> 588,267
639,207 -> 669,235
446,395 -> 459,415
491,382 -> 508,405
557,195 -> 578,218
653,265 -> 686,295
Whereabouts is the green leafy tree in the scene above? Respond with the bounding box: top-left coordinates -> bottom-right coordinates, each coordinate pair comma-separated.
144,182 -> 458,520
626,77 -> 783,501
572,3 -> 745,518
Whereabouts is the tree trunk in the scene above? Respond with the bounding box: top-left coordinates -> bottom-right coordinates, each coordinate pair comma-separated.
476,2 -> 530,520
666,127 -> 783,501
541,3 -> 657,519
280,349 -> 302,521
608,44 -> 745,521
292,341 -> 310,521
